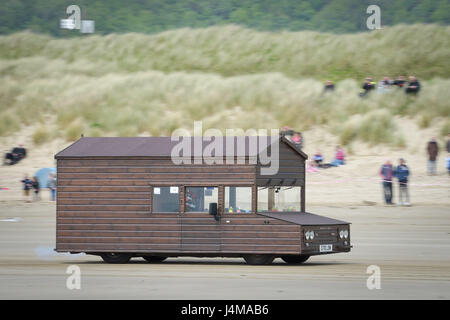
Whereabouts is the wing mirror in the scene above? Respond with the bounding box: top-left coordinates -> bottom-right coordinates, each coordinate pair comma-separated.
209,203 -> 220,221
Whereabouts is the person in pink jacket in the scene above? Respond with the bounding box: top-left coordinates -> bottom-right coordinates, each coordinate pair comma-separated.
330,146 -> 345,166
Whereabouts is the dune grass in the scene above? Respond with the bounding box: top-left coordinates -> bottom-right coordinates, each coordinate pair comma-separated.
32,126 -> 51,145
0,25 -> 449,145
1,24 -> 449,80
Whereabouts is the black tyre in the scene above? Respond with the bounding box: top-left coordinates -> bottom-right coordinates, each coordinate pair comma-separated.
100,252 -> 132,264
281,255 -> 310,264
243,254 -> 275,265
142,256 -> 167,263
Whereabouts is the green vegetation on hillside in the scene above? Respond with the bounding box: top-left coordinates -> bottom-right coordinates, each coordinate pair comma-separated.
1,0 -> 449,36
0,25 -> 449,147
1,24 -> 449,80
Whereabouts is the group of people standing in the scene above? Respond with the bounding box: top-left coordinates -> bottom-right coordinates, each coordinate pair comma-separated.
380,158 -> 410,206
323,76 -> 421,97
361,75 -> 420,96
21,173 -> 56,203
379,135 -> 450,206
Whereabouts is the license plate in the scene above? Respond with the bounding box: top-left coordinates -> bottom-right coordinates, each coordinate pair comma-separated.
320,244 -> 333,252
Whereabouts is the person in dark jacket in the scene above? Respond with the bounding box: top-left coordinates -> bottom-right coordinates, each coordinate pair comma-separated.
21,174 -> 32,202
405,76 -> 421,95
4,144 -> 27,165
446,133 -> 450,153
360,77 -> 376,97
427,137 -> 439,175
393,75 -> 406,88
394,158 -> 410,206
380,160 -> 394,204
31,176 -> 40,201
323,80 -> 335,93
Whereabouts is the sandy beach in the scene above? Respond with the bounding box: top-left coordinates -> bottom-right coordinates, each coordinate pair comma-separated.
0,120 -> 449,299
1,119 -> 449,206
0,202 -> 449,299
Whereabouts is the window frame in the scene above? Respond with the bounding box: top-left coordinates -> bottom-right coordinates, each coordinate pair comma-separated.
256,186 -> 302,213
150,185 -> 181,214
223,186 -> 253,214
184,185 -> 220,214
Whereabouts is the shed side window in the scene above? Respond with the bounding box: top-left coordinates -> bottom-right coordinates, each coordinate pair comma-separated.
152,186 -> 179,213
224,187 -> 252,213
257,186 -> 301,212
185,187 -> 218,212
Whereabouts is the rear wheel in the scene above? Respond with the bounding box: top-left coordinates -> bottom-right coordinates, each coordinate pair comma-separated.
143,256 -> 167,263
100,252 -> 132,264
243,254 -> 275,265
281,255 -> 310,264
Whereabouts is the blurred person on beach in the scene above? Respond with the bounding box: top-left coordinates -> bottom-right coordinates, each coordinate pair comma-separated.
377,76 -> 392,94
405,76 -> 421,95
393,75 -> 406,88
330,146 -> 345,166
446,153 -> 450,176
323,80 -> 335,93
21,174 -> 32,202
31,176 -> 40,201
47,173 -> 57,201
360,77 -> 375,97
394,158 -> 411,206
4,143 -> 27,165
380,160 -> 394,205
446,133 -> 450,153
427,137 -> 439,175
47,173 -> 56,201
291,132 -> 303,150
447,134 -> 450,175
280,126 -> 294,141
445,152 -> 450,176
307,160 -> 319,173
313,151 -> 324,167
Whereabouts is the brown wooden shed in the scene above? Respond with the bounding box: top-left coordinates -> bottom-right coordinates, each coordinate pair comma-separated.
55,136 -> 351,265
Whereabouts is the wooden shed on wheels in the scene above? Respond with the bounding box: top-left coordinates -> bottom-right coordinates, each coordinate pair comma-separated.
55,136 -> 351,265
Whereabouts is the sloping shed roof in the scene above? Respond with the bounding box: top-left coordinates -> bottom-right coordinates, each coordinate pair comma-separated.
257,211 -> 349,225
55,136 -> 307,159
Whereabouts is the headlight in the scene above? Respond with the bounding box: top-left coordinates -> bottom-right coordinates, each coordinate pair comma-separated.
310,231 -> 314,240
339,230 -> 344,239
305,231 -> 310,240
343,230 -> 349,239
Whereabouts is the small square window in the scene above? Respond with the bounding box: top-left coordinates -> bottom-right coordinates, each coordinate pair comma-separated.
152,186 -> 179,213
185,187 -> 218,212
257,186 -> 300,212
224,187 -> 252,213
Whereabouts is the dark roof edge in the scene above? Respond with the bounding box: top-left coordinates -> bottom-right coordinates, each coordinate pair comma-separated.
54,137 -> 84,159
256,211 -> 349,226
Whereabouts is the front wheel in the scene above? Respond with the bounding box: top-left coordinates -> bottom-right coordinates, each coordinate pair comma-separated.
143,256 -> 167,263
243,254 -> 274,265
100,252 -> 132,264
281,255 -> 310,264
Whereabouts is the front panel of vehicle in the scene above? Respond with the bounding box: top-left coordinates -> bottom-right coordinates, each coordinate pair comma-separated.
301,224 -> 351,255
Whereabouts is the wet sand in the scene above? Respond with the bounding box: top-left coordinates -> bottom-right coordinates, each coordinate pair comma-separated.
0,202 -> 449,299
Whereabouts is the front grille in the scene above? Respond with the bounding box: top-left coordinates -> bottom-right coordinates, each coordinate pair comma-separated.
303,226 -> 339,244
302,225 -> 351,253
312,228 -> 338,243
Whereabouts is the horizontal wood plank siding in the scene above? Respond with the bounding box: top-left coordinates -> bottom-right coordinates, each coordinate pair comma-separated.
57,158 -> 254,253
219,214 -> 301,254
56,150 -> 303,255
256,142 -> 305,186
181,214 -> 221,252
